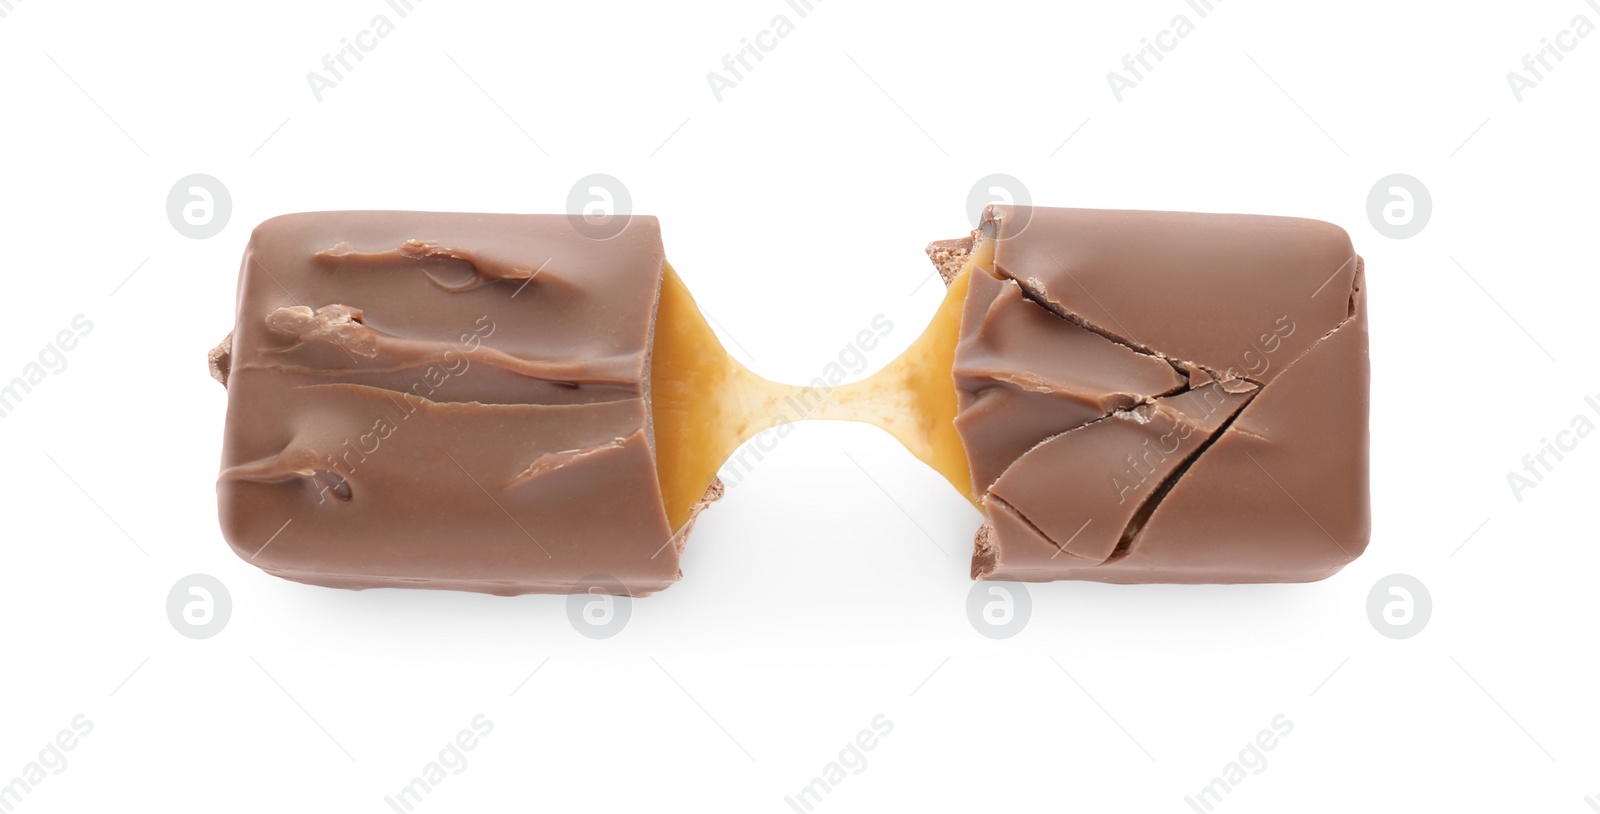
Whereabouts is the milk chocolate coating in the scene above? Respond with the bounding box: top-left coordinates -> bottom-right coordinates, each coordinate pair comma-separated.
959,205 -> 1369,583
213,212 -> 684,596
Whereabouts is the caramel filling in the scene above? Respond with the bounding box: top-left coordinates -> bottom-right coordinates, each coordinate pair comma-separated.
649,236 -> 995,530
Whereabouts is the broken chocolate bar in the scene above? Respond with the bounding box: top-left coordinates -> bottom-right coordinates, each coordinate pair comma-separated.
211,204 -> 1369,596
950,206 -> 1369,583
212,212 -> 711,595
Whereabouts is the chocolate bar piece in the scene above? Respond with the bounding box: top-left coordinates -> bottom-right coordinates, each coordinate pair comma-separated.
951,206 -> 1369,582
212,212 -> 700,595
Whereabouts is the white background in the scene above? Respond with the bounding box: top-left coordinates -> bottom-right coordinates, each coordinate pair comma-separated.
2,0 -> 1597,811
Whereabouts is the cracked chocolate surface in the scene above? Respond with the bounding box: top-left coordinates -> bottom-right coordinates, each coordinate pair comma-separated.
956,205 -> 1369,583
214,212 -> 683,596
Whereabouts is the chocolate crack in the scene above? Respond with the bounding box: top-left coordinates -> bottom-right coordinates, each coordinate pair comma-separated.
291,382 -> 638,409
982,384 -> 1254,561
1002,270 -> 1244,386
507,431 -> 643,489
250,304 -> 641,388
1103,389 -> 1258,565
985,493 -> 1091,561
313,239 -> 563,293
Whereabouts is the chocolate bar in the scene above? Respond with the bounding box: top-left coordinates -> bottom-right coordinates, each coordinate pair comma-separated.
210,204 -> 1369,594
948,206 -> 1369,582
212,212 -> 706,595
